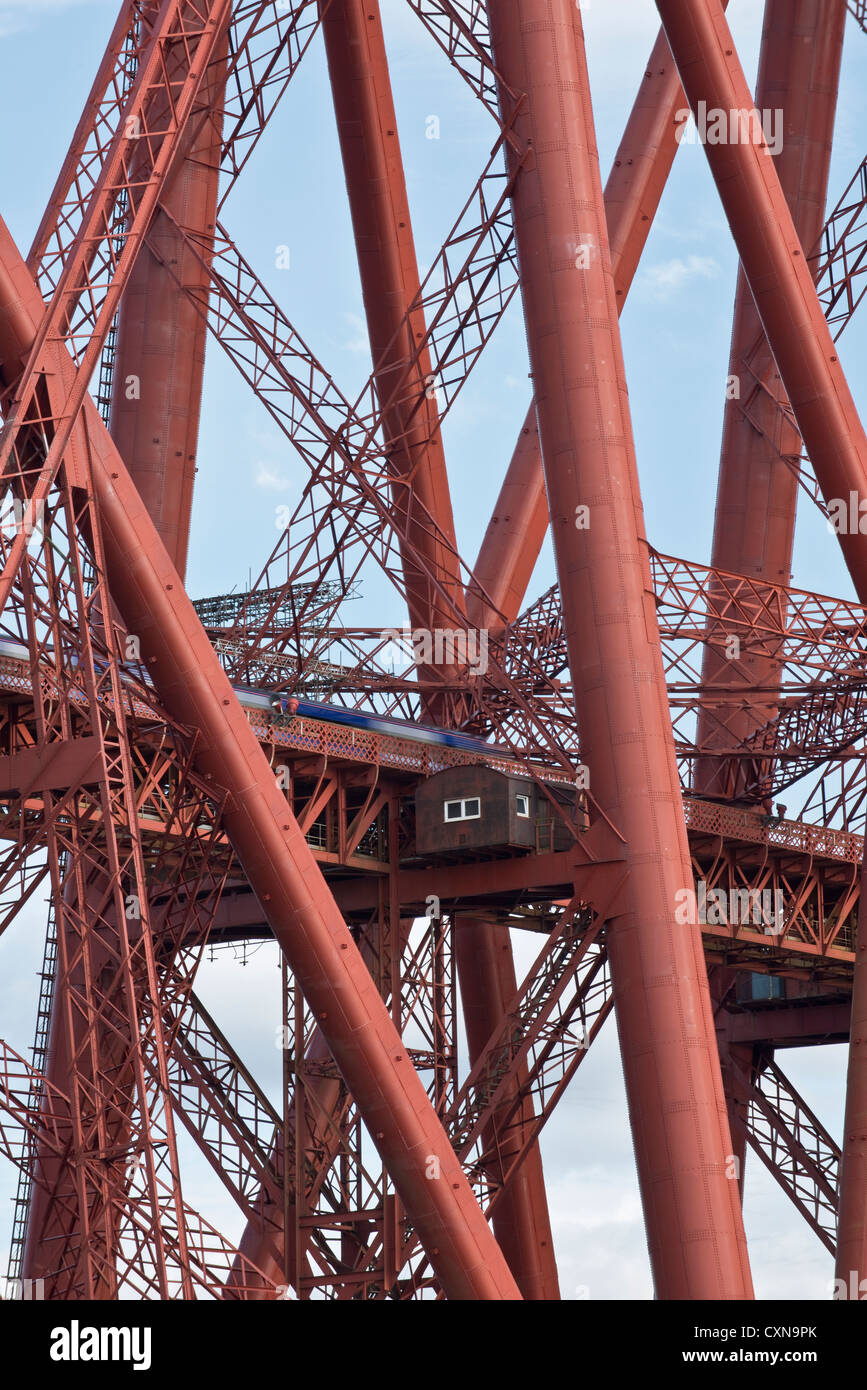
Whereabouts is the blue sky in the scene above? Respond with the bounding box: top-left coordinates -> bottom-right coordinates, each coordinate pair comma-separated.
0,0 -> 865,1299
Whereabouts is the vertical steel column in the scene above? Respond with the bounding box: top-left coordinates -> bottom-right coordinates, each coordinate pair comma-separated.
456,918 -> 559,1299
484,0 -> 752,1298
321,0 -> 463,634
21,879 -> 123,1297
0,220 -> 521,1304
711,969 -> 750,1199
695,0 -> 845,1212
20,26 -> 229,1291
651,0 -> 867,1282
320,0 -> 560,1283
471,18 -> 728,630
108,27 -> 226,581
226,912 -> 416,1297
838,857 -> 867,1290
469,420 -> 548,633
695,0 -> 845,796
466,35 -> 723,1296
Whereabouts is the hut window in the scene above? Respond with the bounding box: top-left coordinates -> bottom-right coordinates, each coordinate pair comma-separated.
516,794 -> 530,818
444,798 -> 481,822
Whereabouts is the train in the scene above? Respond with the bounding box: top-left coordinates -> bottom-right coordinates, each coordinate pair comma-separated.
0,635 -> 511,760
267,694 -> 512,757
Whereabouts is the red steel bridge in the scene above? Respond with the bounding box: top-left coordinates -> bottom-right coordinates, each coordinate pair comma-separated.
0,0 -> 866,1301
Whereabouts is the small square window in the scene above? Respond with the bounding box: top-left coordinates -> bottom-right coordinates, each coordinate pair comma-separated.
443,798 -> 482,823
516,794 -> 530,818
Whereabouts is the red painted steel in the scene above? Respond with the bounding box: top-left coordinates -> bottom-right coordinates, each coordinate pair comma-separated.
483,0 -> 755,1301
837,854 -> 867,1287
709,0 -> 845,589
21,881 -> 121,1296
108,27 -> 226,580
654,0 -> 867,601
472,17 -> 726,630
695,0 -> 845,1214
470,418 -> 547,633
695,0 -> 846,796
655,0 -> 867,1298
711,969 -> 749,1201
461,44 -> 730,1232
0,219 -> 521,1303
321,0 -> 464,636
484,0 -> 753,1299
456,918 -> 560,1299
320,0 -> 561,1289
21,23 -> 232,1291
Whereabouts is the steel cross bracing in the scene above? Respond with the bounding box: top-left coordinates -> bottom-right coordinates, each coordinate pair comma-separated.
0,93 -> 521,1312
849,1 -> 867,32
5,894 -> 58,1287
735,1054 -> 841,1257
492,547 -> 867,819
0,1039 -> 280,1297
158,110 -> 867,765
0,0 -> 865,1301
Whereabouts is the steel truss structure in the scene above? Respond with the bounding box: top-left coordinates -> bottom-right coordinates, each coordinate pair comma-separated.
0,0 -> 866,1300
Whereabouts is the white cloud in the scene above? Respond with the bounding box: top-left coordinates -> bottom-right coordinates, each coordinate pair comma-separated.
640,254 -> 720,301
255,461 -> 292,491
339,311 -> 370,356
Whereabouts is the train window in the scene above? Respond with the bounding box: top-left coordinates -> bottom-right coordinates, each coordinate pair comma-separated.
443,798 -> 482,822
516,794 -> 530,818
